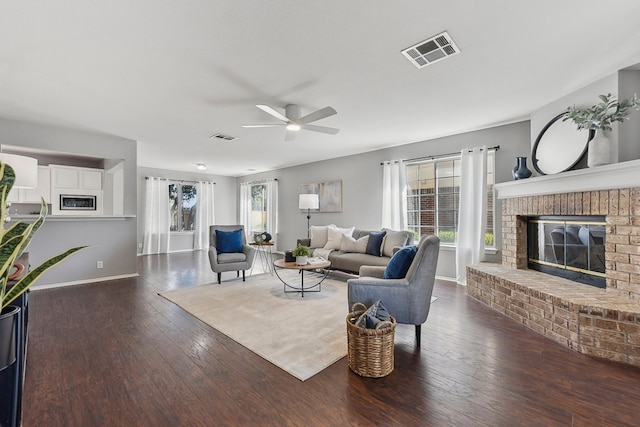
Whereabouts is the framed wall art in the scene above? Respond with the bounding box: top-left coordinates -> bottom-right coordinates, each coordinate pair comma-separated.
299,180 -> 342,213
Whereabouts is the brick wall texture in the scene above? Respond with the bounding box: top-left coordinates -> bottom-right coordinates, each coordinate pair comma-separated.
465,188 -> 640,367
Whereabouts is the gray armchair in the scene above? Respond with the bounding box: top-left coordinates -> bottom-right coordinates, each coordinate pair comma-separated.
208,225 -> 256,284
347,234 -> 440,347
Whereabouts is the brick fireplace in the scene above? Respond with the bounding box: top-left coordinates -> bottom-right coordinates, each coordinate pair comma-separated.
466,160 -> 640,367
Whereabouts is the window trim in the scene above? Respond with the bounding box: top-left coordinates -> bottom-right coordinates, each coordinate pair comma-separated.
405,150 -> 496,249
169,182 -> 197,233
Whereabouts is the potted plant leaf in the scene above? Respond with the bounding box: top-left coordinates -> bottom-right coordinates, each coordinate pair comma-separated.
563,93 -> 640,167
291,243 -> 311,266
0,160 -> 85,423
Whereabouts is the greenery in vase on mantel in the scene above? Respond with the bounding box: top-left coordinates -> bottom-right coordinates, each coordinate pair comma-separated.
563,93 -> 640,168
563,93 -> 640,131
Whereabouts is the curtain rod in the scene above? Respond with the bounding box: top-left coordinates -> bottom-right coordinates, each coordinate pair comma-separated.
380,145 -> 500,165
240,178 -> 278,185
145,176 -> 216,184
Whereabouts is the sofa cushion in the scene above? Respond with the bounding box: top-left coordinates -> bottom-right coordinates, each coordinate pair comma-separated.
324,226 -> 355,250
381,229 -> 413,257
328,252 -> 389,273
340,235 -> 369,253
216,229 -> 243,253
310,224 -> 335,248
365,231 -> 386,256
383,245 -> 418,279
217,252 -> 247,263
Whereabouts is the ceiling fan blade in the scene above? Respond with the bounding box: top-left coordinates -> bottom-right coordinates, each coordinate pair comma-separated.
256,104 -> 289,123
298,106 -> 337,124
301,124 -> 340,135
242,124 -> 285,128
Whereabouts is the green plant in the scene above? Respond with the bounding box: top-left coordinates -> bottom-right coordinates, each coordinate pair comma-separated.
291,243 -> 310,257
0,161 -> 86,310
485,232 -> 494,247
563,93 -> 640,131
437,230 -> 457,244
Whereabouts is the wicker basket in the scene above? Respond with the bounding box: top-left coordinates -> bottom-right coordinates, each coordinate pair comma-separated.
346,303 -> 396,378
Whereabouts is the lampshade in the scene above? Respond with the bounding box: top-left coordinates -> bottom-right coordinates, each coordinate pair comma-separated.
0,153 -> 38,188
298,193 -> 319,210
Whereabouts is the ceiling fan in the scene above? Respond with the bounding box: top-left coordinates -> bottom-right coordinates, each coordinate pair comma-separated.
242,104 -> 339,140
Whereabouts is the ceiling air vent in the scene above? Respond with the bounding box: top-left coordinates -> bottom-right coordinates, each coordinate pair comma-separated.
401,31 -> 460,69
209,133 -> 237,142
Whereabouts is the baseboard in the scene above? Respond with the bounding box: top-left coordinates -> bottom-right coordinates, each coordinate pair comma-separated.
435,274 -> 458,284
31,273 -> 139,290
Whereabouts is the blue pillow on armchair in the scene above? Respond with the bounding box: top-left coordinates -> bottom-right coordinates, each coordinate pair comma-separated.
216,229 -> 244,253
383,245 -> 418,279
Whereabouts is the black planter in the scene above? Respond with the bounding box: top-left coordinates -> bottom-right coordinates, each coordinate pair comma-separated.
0,306 -> 19,371
0,305 -> 20,427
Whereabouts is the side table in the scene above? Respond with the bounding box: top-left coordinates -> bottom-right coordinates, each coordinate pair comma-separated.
250,241 -> 275,275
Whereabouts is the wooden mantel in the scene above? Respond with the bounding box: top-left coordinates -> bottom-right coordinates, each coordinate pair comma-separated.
494,159 -> 640,199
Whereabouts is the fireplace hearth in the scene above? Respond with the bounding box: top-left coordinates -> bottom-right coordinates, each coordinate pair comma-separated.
466,161 -> 640,367
527,216 -> 605,288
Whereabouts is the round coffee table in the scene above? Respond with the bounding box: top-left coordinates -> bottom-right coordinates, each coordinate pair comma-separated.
273,259 -> 331,297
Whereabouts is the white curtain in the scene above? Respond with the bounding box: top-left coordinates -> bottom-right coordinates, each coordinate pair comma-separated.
142,177 -> 170,255
381,160 -> 407,230
265,179 -> 279,252
456,146 -> 487,285
194,181 -> 215,250
239,182 -> 252,241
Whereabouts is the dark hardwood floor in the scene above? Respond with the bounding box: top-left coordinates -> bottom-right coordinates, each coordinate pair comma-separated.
22,251 -> 640,426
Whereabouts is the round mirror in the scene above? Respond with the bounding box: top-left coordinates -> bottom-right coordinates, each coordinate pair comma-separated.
532,113 -> 593,175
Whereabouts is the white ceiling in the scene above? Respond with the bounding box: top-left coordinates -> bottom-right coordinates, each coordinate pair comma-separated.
2,1 -> 640,177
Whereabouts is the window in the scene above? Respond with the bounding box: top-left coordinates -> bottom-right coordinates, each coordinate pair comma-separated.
406,151 -> 495,247
169,183 -> 197,231
250,183 -> 267,233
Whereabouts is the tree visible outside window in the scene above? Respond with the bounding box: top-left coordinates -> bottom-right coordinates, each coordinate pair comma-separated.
406,152 -> 495,246
250,183 -> 267,232
169,183 -> 197,231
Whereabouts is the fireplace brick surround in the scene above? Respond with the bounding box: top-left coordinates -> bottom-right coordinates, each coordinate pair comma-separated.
466,180 -> 640,367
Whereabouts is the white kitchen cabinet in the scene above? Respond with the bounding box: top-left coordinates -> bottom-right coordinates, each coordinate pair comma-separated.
19,166 -> 51,203
50,165 -> 104,215
51,166 -> 79,189
80,169 -> 103,190
51,165 -> 103,190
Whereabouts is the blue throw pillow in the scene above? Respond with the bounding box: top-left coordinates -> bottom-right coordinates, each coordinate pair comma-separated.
384,245 -> 418,279
365,231 -> 386,256
216,229 -> 243,253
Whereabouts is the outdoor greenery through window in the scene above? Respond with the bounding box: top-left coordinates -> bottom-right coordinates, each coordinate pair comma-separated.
250,183 -> 268,233
169,183 -> 197,231
406,151 -> 495,247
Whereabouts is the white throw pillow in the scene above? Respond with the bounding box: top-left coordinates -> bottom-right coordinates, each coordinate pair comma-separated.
310,224 -> 335,248
340,235 -> 369,253
323,226 -> 355,250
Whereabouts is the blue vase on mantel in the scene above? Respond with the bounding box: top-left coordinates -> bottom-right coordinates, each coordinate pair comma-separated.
512,156 -> 532,180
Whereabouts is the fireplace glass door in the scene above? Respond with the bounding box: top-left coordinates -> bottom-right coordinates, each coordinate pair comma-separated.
527,216 -> 605,288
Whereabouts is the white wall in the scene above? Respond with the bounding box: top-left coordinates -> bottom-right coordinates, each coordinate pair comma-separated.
240,121 -> 531,280
136,166 -> 237,254
0,117 -> 138,286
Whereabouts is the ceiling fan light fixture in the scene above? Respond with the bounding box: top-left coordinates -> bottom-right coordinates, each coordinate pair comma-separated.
196,163 -> 207,170
286,123 -> 301,131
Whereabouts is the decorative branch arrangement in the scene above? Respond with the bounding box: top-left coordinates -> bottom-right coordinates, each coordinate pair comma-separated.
563,93 -> 640,131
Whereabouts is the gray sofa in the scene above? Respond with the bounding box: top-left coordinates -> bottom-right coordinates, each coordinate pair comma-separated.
297,227 -> 414,274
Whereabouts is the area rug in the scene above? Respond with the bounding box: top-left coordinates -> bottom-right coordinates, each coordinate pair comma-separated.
159,271 -> 349,381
